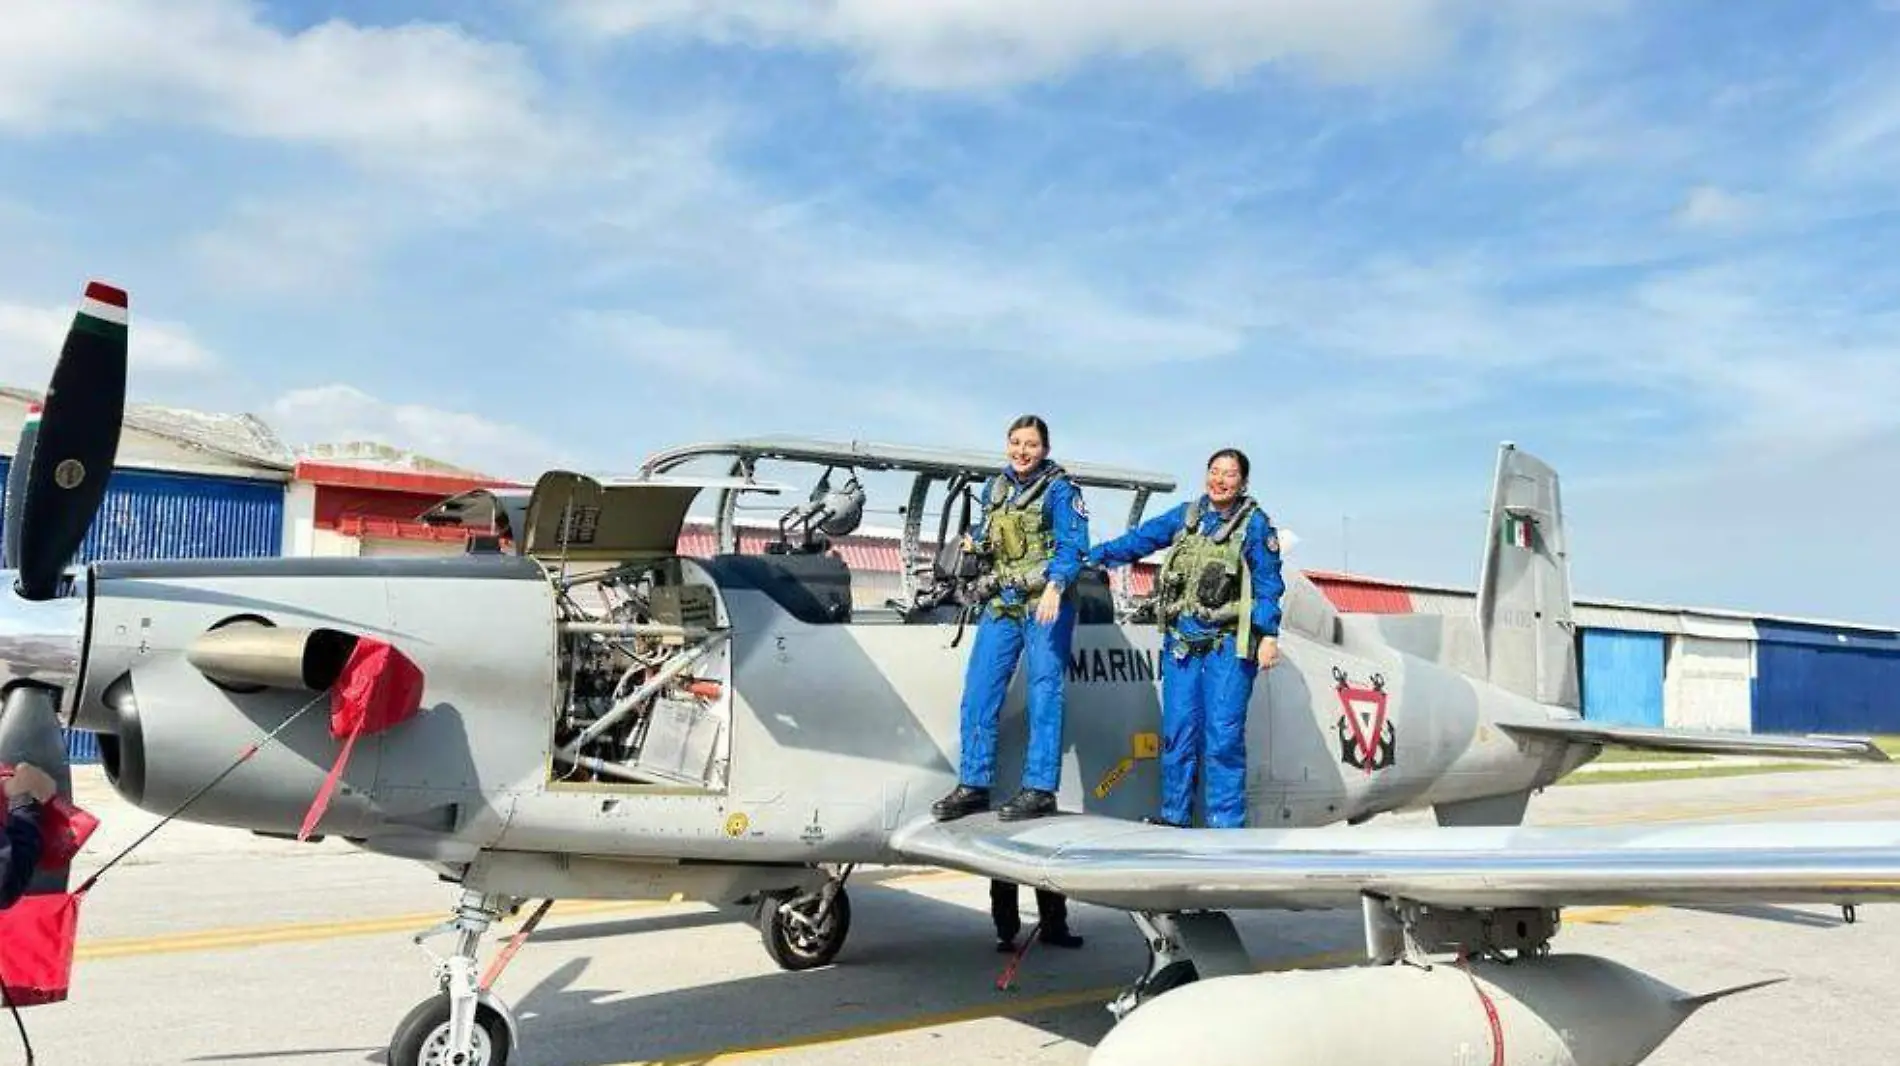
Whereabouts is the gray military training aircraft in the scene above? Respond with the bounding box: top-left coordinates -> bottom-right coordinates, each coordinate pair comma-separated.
2,281 -> 1899,1066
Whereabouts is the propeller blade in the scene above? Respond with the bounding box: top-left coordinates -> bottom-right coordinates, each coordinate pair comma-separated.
2,401 -> 41,568
14,281 -> 128,601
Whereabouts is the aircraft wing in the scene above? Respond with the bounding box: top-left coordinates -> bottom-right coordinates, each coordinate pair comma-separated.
889,812 -> 1900,912
1498,720 -> 1891,762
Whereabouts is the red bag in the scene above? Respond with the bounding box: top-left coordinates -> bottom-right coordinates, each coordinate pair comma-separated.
0,766 -> 100,870
0,890 -> 82,1007
34,796 -> 100,871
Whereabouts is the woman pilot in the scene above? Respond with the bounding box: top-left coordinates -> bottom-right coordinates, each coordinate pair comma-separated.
1085,448 -> 1285,828
931,414 -> 1090,823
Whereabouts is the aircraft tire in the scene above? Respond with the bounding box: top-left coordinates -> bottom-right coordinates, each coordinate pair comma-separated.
760,887 -> 852,971
1137,960 -> 1199,1005
387,992 -> 511,1066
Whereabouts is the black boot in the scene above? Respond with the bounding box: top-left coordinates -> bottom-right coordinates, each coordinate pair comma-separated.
1038,926 -> 1085,949
998,788 -> 1057,822
932,784 -> 990,821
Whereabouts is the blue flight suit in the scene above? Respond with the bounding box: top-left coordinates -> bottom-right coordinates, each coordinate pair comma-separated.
1088,498 -> 1285,827
956,462 -> 1089,795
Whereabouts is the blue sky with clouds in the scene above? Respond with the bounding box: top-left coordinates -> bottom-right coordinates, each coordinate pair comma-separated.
2,0 -> 1899,624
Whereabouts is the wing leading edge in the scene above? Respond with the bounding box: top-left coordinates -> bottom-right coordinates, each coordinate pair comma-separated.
889,812 -> 1900,912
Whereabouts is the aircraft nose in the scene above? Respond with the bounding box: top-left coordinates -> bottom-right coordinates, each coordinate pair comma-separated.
0,571 -> 86,698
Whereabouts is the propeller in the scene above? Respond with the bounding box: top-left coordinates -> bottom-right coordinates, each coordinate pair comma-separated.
0,280 -> 125,895
7,281 -> 129,599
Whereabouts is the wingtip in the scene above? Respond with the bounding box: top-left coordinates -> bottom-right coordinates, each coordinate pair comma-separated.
1679,975 -> 1789,1010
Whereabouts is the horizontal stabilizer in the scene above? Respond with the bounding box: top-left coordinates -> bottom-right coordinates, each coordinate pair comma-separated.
891,811 -> 1900,913
1499,720 -> 1890,763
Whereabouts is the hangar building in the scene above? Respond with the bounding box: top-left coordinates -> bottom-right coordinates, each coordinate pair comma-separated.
0,387 -> 296,762
1305,571 -> 1900,737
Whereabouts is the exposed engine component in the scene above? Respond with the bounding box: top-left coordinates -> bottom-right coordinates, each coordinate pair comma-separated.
547,559 -> 731,789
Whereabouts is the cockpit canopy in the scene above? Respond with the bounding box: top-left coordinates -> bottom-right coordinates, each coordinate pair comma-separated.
418,470 -> 790,561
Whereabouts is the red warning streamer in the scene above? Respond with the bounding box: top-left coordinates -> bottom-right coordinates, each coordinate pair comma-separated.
298,637 -> 427,841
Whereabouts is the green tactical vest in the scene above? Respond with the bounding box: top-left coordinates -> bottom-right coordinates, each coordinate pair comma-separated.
1156,496 -> 1259,655
981,464 -> 1064,598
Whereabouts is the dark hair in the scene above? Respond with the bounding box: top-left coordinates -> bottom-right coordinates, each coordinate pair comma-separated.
1207,447 -> 1250,481
1007,414 -> 1050,449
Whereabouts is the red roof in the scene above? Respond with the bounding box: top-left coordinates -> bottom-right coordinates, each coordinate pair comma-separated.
294,460 -> 524,496
1305,570 -> 1415,614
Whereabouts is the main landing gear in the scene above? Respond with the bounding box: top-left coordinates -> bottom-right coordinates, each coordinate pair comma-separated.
758,864 -> 855,971
1106,911 -> 1250,1020
386,889 -> 536,1066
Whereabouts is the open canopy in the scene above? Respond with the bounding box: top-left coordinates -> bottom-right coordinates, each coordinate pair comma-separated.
419,471 -> 790,560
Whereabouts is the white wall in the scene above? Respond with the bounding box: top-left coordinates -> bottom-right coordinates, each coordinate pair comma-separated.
1663,635 -> 1755,732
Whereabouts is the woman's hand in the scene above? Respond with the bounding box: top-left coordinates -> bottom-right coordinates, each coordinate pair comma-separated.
2,762 -> 55,804
1035,583 -> 1063,624
1255,637 -> 1281,671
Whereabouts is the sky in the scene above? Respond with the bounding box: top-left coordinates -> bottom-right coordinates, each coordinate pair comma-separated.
1,0 -> 1898,625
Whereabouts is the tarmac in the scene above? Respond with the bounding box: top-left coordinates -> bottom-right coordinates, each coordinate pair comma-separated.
9,761 -> 1900,1065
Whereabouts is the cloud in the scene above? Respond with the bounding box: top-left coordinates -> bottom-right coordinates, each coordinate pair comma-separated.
0,0 -> 579,185
1674,184 -> 1754,229
553,0 -> 1475,89
266,384 -> 576,482
0,298 -> 215,386
566,310 -> 780,385
186,196 -> 381,297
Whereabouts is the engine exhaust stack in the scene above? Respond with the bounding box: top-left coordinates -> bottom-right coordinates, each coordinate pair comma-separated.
1090,954 -> 1782,1066
185,622 -> 360,692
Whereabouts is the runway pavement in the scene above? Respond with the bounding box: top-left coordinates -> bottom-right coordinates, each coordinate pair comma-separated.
9,762 -> 1900,1065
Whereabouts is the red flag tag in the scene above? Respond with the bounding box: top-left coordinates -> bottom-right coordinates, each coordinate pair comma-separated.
297,638 -> 426,841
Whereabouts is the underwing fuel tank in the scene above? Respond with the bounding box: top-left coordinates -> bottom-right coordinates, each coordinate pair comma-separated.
1089,954 -> 1779,1066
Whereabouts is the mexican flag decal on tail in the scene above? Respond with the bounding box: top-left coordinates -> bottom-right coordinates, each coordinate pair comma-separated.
1502,512 -> 1535,550
73,281 -> 128,340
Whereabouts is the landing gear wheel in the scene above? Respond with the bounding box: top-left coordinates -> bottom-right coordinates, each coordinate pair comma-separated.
1843,904 -> 1858,925
387,993 -> 510,1066
1137,960 -> 1199,1004
760,885 -> 852,971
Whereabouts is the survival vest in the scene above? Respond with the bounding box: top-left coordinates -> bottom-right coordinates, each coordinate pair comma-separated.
978,462 -> 1068,603
1156,496 -> 1260,654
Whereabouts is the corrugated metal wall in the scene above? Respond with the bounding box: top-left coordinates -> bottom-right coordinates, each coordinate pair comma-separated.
1580,628 -> 1666,727
1664,636 -> 1754,731
0,459 -> 285,762
1752,620 -> 1900,734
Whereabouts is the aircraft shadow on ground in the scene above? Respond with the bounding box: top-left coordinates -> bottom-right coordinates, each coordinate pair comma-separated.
344,880 -> 1366,1066
1672,903 -> 1851,930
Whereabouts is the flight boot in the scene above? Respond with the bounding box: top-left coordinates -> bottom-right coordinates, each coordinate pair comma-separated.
998,788 -> 1056,821
931,784 -> 990,821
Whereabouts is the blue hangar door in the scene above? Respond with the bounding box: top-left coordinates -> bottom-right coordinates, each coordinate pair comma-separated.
0,459 -> 286,762
1580,628 -> 1666,727
1752,621 -> 1900,735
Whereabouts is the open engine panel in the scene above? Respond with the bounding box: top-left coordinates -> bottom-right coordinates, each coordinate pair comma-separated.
547,555 -> 734,792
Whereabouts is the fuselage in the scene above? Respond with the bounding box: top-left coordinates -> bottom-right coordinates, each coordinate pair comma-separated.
60,548 -> 1588,886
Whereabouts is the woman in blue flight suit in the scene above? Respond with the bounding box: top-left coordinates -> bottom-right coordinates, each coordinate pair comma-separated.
932,414 -> 1090,823
1086,448 -> 1284,828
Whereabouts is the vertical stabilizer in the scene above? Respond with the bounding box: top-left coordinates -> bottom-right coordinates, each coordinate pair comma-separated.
1474,443 -> 1579,711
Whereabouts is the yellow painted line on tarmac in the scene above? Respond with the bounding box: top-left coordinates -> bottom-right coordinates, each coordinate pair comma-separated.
77,898 -> 677,961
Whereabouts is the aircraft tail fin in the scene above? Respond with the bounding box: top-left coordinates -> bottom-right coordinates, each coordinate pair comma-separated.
1474,443 -> 1579,711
